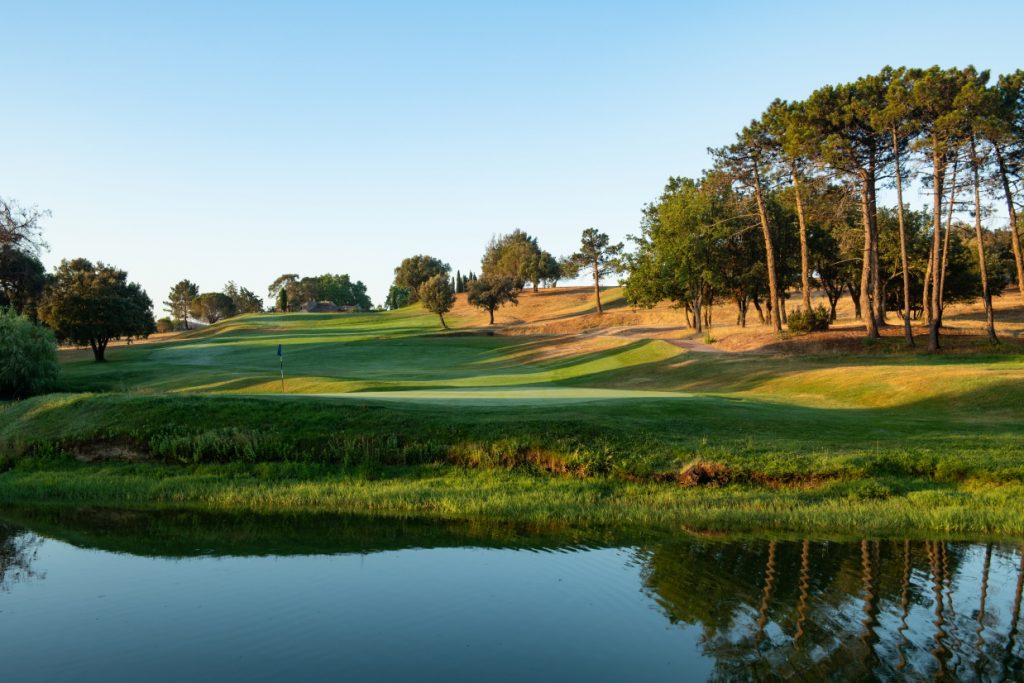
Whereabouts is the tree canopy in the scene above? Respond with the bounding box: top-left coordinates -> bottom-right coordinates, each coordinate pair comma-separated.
223,281 -> 264,314
0,247 -> 46,320
567,228 -> 623,314
467,275 -> 518,324
392,256 -> 450,304
268,272 -> 371,311
0,308 -> 58,399
190,292 -> 236,324
481,230 -> 544,291
39,258 -> 156,362
164,279 -> 199,329
619,65 -> 1024,348
417,273 -> 455,328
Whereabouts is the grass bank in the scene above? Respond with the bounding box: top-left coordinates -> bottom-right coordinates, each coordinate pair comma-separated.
2,389 -> 1023,535
1,462 -> 1023,537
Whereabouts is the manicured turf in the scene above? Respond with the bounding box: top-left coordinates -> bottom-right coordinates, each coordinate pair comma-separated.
3,300 -> 1023,534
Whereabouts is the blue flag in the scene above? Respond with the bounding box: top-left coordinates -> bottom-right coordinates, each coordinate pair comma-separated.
277,344 -> 283,357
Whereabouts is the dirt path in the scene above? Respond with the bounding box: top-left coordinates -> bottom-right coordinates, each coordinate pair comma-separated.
664,339 -> 725,353
576,325 -> 727,353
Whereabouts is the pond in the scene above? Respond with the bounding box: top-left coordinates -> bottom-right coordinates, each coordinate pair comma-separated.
1,509 -> 1022,681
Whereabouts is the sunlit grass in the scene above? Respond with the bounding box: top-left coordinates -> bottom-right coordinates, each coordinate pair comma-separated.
2,463 -> 1023,536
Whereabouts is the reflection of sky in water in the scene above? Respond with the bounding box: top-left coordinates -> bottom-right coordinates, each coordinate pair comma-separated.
0,527 -> 1021,682
0,541 -> 713,682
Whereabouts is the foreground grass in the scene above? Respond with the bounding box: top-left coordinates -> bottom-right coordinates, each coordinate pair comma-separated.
1,461 -> 1023,537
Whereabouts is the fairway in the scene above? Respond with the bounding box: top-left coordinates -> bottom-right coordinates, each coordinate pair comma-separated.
4,287 -> 1024,535
52,288 -> 1024,414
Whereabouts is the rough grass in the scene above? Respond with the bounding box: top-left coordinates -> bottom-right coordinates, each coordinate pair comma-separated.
1,463 -> 1023,537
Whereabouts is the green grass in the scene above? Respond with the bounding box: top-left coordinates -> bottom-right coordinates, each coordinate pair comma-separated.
1,463 -> 1022,537
3,305 -> 1023,535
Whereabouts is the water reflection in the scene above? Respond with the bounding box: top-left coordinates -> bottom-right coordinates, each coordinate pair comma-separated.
0,522 -> 44,591
641,538 -> 1024,680
1,509 -> 1022,681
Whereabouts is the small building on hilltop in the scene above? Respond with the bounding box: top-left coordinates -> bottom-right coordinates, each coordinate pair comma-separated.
301,301 -> 361,313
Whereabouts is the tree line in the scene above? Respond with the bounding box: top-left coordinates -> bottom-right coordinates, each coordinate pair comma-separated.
624,66 -> 1023,349
0,197 -> 155,368
266,273 -> 372,313
386,227 -> 623,326
162,279 -> 263,330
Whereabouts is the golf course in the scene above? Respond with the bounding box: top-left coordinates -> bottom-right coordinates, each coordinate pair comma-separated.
2,287 -> 1023,536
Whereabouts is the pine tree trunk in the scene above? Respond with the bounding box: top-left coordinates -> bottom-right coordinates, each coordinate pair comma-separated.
488,308 -> 494,325
858,177 -> 879,338
592,261 -> 603,314
994,146 -> 1024,306
792,168 -> 812,312
867,162 -> 884,328
439,313 -> 447,329
971,137 -> 997,343
929,144 -> 944,352
848,281 -> 862,320
937,157 -> 959,326
753,164 -> 781,332
922,249 -> 933,324
892,129 -> 914,346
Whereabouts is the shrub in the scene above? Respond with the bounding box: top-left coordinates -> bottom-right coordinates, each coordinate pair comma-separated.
156,317 -> 174,333
787,304 -> 830,334
0,309 -> 59,399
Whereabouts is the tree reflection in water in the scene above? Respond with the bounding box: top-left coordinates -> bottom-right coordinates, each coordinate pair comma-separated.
0,523 -> 44,592
640,538 -> 1024,680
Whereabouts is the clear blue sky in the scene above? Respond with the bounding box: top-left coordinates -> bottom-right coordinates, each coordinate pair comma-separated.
3,0 -> 1022,309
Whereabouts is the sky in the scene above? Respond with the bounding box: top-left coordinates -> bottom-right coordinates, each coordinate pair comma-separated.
3,0 -> 1023,310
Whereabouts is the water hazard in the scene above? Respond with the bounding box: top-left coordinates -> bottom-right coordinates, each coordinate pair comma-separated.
1,509 -> 1021,681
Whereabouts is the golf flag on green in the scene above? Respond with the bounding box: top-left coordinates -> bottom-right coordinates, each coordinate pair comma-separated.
277,344 -> 284,389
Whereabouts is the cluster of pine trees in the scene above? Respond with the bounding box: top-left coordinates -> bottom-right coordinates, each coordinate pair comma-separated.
624,66 -> 1023,349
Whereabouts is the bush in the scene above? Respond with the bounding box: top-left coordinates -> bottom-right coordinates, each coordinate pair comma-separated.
787,304 -> 831,334
156,317 -> 174,333
0,309 -> 59,399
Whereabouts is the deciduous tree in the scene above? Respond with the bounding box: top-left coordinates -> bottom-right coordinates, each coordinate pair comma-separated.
384,285 -> 411,310
481,230 -> 542,290
0,309 -> 58,398
0,197 -> 48,254
190,292 -> 236,324
39,258 -> 156,362
0,247 -> 46,320
467,275 -> 518,324
393,256 -> 450,303
417,273 -> 455,328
